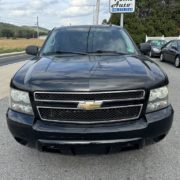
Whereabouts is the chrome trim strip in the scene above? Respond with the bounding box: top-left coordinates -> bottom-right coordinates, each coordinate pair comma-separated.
37,104 -> 143,124
34,90 -> 146,102
39,138 -> 141,145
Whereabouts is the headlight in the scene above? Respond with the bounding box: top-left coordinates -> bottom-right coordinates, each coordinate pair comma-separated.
146,86 -> 169,113
9,88 -> 34,115
152,47 -> 160,53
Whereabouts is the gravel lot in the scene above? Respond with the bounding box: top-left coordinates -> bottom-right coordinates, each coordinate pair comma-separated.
0,58 -> 180,180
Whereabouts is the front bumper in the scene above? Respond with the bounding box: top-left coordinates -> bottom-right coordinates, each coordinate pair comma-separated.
6,106 -> 174,154
151,50 -> 161,57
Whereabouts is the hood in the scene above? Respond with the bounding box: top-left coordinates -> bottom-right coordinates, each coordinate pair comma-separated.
152,46 -> 161,50
12,55 -> 168,92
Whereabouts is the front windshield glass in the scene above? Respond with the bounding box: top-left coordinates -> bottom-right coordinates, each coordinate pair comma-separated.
42,27 -> 138,55
150,40 -> 166,48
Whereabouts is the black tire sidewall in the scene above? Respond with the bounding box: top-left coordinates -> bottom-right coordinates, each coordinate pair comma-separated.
149,51 -> 152,57
160,53 -> 164,62
175,56 -> 180,68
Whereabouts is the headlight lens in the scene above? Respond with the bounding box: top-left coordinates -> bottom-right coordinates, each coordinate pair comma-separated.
152,47 -> 160,53
10,88 -> 34,115
146,86 -> 169,113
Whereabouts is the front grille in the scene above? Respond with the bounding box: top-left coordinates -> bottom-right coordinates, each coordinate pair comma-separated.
34,90 -> 145,102
37,105 -> 142,124
34,90 -> 145,124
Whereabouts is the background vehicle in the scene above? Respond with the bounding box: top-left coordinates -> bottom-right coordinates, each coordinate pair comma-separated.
147,40 -> 167,57
160,40 -> 180,68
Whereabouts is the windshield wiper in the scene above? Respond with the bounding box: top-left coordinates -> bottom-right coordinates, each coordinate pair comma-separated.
43,51 -> 87,56
89,50 -> 128,55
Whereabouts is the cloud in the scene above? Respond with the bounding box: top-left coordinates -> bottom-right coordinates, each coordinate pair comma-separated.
10,0 -> 105,18
70,0 -> 93,6
11,9 -> 32,16
10,0 -> 60,16
1,0 -> 110,29
30,0 -> 59,10
44,0 -> 95,19
55,6 -> 93,18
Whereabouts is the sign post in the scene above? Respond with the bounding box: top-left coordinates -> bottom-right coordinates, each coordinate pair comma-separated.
120,13 -> 124,27
109,0 -> 136,27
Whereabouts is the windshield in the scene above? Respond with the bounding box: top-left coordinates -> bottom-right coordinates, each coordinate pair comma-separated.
41,27 -> 138,55
150,40 -> 167,48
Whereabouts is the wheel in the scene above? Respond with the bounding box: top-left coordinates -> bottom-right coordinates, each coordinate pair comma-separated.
160,53 -> 164,62
175,56 -> 180,68
149,51 -> 152,58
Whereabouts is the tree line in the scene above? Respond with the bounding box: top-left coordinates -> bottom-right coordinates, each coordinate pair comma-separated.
0,29 -> 47,38
0,23 -> 48,39
107,0 -> 180,44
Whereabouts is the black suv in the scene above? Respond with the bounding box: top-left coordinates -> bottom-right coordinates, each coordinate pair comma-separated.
7,25 -> 174,154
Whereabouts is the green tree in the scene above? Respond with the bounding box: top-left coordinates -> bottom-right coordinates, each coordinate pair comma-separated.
102,19 -> 108,24
1,29 -> 14,38
108,0 -> 180,44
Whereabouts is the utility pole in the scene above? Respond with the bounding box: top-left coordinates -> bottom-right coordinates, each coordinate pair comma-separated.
120,14 -> 124,27
92,5 -> 96,25
36,16 -> 39,39
95,0 -> 100,25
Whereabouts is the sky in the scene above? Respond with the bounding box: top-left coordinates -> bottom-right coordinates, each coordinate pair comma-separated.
0,0 -> 111,30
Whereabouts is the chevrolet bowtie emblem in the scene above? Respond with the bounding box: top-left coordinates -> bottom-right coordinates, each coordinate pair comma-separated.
78,101 -> 103,110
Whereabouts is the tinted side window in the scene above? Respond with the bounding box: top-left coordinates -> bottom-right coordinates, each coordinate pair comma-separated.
171,41 -> 178,49
171,41 -> 178,50
165,42 -> 172,48
177,41 -> 180,50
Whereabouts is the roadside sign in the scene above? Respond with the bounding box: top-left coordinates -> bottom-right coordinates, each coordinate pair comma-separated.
110,0 -> 136,13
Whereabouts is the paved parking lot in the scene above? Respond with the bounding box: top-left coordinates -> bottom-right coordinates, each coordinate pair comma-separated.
0,58 -> 180,180
0,61 -> 26,99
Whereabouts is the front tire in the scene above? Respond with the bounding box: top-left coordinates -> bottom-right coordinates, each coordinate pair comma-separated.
160,53 -> 164,62
149,51 -> 153,58
175,56 -> 180,68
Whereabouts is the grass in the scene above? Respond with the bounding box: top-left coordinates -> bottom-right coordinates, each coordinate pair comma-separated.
0,38 -> 44,54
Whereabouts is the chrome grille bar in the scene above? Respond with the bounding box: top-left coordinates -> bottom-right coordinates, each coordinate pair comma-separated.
34,90 -> 145,124
37,104 -> 143,124
34,90 -> 145,102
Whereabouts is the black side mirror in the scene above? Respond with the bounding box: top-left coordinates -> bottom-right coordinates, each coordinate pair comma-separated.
26,45 -> 39,56
140,43 -> 151,54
